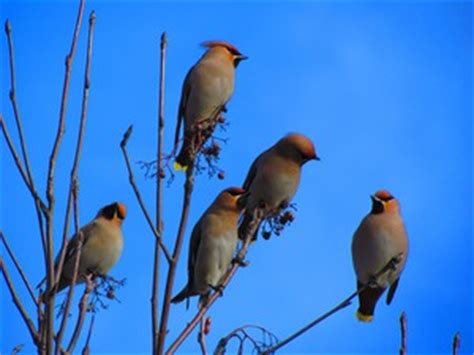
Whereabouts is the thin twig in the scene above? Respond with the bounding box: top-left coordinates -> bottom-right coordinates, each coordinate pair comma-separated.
54,9 -> 96,310
81,314 -> 95,355
198,317 -> 208,355
5,19 -> 48,253
0,115 -> 47,213
65,276 -> 94,354
399,312 -> 407,355
152,31 -> 168,353
120,126 -> 172,263
44,1 -> 86,352
452,332 -> 460,355
0,231 -> 38,306
55,181 -> 84,354
0,256 -> 40,345
214,324 -> 279,355
260,254 -> 404,354
158,163 -> 196,355
166,211 -> 263,354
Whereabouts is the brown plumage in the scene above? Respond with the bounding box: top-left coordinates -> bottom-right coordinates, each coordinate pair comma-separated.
40,202 -> 126,294
171,187 -> 246,304
238,133 -> 319,241
174,40 -> 248,170
351,190 -> 409,322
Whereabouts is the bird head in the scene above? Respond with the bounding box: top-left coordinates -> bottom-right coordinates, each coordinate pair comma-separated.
217,187 -> 246,211
370,190 -> 400,214
277,133 -> 320,165
201,40 -> 248,68
98,202 -> 127,224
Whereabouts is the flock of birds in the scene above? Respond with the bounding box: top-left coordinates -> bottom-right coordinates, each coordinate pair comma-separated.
43,40 -> 409,324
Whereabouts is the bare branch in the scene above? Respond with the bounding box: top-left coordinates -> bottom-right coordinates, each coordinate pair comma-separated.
166,211 -> 264,354
215,325 -> 279,355
0,231 -> 38,305
0,115 -> 47,213
0,256 -> 40,345
120,125 -> 172,263
157,162 -> 196,355
55,181 -> 84,353
260,254 -> 404,354
399,312 -> 407,355
66,276 -> 94,354
452,332 -> 460,355
198,317 -> 208,355
81,314 -> 95,355
54,9 -> 96,310
152,31 -> 168,353
43,0 -> 86,352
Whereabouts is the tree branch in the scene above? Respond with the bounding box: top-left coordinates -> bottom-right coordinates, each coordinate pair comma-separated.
65,276 -> 94,354
43,0 -> 86,352
399,311 -> 407,355
152,31 -> 168,353
54,9 -> 96,309
166,211 -> 264,354
0,231 -> 38,306
81,315 -> 95,355
0,114 -> 47,213
198,317 -> 208,355
157,162 -> 196,355
260,254 -> 404,354
55,181 -> 85,354
0,256 -> 40,345
120,126 -> 172,263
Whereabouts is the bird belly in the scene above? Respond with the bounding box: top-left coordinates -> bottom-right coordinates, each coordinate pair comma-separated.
193,231 -> 237,294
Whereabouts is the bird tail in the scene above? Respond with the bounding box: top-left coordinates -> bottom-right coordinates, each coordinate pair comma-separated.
356,281 -> 385,322
171,285 -> 191,304
174,144 -> 191,172
238,212 -> 260,242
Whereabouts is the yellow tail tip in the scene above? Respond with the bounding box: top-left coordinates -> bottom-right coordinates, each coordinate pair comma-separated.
173,161 -> 188,172
356,311 -> 373,322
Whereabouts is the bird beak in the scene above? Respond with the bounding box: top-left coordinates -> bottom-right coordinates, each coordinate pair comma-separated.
236,54 -> 249,61
313,155 -> 321,161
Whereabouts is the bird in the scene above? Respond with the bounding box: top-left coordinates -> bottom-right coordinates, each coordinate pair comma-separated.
173,40 -> 248,171
40,202 -> 126,295
351,190 -> 409,322
171,187 -> 246,305
238,133 -> 319,241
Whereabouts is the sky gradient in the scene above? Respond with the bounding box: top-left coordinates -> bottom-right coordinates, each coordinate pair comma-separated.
1,1 -> 472,354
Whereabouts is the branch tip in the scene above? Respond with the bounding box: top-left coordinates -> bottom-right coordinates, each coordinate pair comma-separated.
121,125 -> 133,148
5,19 -> 11,33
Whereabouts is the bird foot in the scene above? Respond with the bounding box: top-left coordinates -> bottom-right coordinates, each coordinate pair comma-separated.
209,284 -> 224,297
233,256 -> 250,267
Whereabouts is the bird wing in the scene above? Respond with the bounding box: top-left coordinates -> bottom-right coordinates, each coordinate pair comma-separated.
242,148 -> 270,190
59,221 -> 97,267
187,219 -> 203,290
174,66 -> 194,151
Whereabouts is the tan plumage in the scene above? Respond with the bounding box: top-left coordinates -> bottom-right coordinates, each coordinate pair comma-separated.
351,190 -> 409,322
174,41 -> 248,170
171,187 -> 245,304
51,202 -> 126,293
238,133 -> 319,241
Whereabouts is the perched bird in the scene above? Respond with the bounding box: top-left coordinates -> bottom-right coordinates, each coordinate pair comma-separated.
238,133 -> 319,241
173,40 -> 248,171
351,190 -> 409,322
171,187 -> 246,304
41,202 -> 126,294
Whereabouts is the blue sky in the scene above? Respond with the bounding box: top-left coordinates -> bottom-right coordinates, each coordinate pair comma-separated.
1,1 -> 472,354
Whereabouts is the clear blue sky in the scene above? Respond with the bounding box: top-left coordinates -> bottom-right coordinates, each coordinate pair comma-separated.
1,1 -> 472,354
